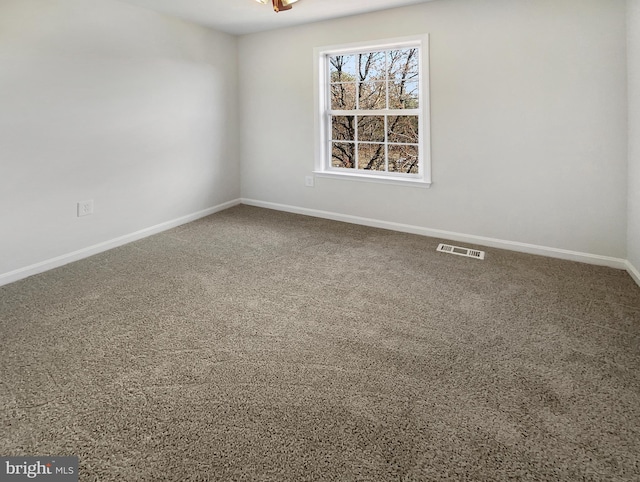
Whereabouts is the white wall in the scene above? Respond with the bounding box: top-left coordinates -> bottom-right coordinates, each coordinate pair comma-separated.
629,0 -> 640,278
0,0 -> 239,277
239,0 -> 628,259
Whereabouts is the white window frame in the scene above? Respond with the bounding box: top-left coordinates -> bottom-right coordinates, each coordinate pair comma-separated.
314,35 -> 431,188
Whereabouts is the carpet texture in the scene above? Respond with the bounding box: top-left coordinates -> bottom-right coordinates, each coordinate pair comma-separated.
1,205 -> 640,481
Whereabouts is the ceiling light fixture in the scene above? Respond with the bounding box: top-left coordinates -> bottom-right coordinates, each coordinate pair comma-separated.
255,0 -> 300,13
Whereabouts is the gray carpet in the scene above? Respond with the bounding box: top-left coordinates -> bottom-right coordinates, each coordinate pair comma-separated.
1,204 -> 640,481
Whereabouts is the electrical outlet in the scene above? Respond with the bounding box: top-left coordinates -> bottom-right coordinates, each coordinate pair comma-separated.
77,200 -> 94,217
305,176 -> 314,187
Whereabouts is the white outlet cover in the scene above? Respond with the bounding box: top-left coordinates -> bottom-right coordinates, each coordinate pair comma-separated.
78,200 -> 94,217
305,176 -> 314,187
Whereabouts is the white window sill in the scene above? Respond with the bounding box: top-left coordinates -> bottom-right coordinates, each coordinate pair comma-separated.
313,171 -> 431,188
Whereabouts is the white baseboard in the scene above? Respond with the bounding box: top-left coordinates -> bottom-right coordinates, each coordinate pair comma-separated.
626,260 -> 640,288
4,198 -> 635,289
241,198 -> 628,271
0,199 -> 241,287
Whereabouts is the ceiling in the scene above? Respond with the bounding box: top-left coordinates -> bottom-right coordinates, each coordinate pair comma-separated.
118,0 -> 435,36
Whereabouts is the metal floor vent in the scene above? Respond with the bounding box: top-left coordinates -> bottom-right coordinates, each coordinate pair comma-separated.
437,243 -> 485,260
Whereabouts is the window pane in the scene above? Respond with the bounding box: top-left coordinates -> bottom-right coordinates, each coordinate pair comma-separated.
388,48 -> 419,81
358,81 -> 386,109
358,143 -> 385,171
357,51 -> 386,82
387,116 -> 419,144
358,116 -> 385,142
331,142 -> 355,168
389,80 -> 419,109
329,55 -> 357,82
322,41 -> 425,180
331,115 -> 355,141
388,145 -> 419,173
331,83 -> 356,110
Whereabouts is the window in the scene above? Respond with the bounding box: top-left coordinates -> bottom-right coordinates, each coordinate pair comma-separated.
314,36 -> 430,187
